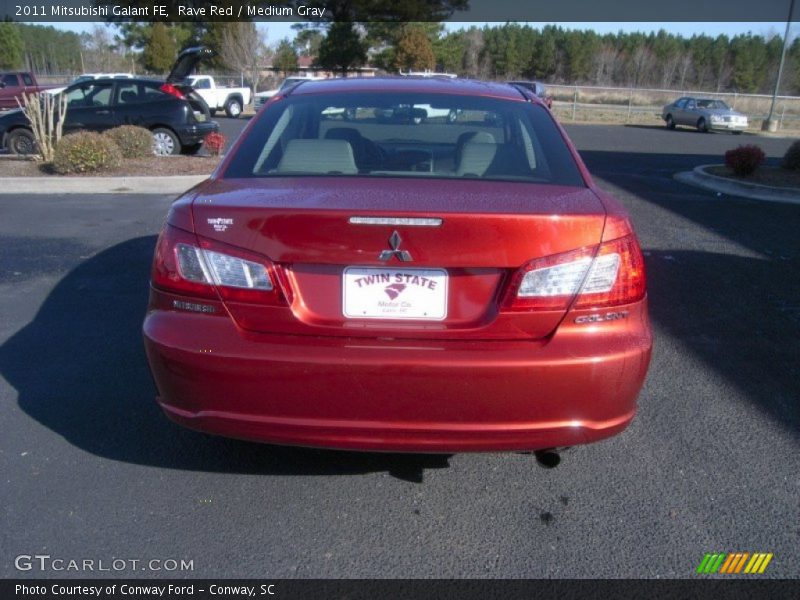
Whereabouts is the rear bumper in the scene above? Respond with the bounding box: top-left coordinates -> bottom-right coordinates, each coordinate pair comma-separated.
177,121 -> 219,145
143,300 -> 652,453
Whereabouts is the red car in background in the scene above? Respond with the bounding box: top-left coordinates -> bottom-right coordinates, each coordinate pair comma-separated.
0,71 -> 53,110
143,77 -> 651,453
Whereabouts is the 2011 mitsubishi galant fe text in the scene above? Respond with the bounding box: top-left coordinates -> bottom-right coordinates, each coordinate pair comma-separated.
143,77 -> 652,453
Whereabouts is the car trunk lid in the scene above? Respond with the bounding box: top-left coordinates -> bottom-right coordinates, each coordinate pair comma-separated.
188,177 -> 606,340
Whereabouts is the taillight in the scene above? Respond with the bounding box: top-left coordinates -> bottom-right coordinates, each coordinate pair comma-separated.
573,234 -> 645,309
151,224 -> 288,305
503,234 -> 646,311
159,83 -> 186,100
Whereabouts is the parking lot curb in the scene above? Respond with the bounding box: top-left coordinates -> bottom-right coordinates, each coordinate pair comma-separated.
675,165 -> 800,205
0,175 -> 209,195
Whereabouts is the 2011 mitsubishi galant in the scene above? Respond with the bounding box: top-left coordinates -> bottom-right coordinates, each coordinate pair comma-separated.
143,77 -> 652,453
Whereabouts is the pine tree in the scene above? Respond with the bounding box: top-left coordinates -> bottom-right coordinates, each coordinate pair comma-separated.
394,24 -> 436,71
0,22 -> 23,70
142,23 -> 177,74
273,39 -> 298,76
316,22 -> 366,74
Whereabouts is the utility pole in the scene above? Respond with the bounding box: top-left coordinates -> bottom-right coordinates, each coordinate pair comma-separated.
763,0 -> 795,131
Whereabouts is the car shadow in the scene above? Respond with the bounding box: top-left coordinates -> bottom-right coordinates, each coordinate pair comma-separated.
644,249 -> 799,436
622,123 -> 752,135
579,149 -> 793,241
580,149 -> 799,436
0,236 -> 452,482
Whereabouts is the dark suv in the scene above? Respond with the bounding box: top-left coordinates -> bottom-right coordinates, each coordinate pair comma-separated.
0,47 -> 218,156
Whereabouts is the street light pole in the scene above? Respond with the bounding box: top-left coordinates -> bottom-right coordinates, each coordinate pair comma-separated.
763,0 -> 796,131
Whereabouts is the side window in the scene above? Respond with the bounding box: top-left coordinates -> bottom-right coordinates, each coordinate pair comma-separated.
2,74 -> 19,87
117,82 -> 141,105
686,99 -> 696,109
22,74 -> 34,86
195,78 -> 211,90
66,82 -> 113,108
91,83 -> 113,107
675,98 -> 687,109
65,85 -> 90,107
142,82 -> 170,102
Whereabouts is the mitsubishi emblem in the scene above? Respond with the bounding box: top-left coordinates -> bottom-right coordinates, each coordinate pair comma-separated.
379,230 -> 413,262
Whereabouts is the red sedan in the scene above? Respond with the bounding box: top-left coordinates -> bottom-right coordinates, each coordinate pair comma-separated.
143,77 -> 652,453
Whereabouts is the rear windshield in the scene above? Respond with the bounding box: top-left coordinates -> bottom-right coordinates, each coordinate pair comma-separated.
223,92 -> 585,186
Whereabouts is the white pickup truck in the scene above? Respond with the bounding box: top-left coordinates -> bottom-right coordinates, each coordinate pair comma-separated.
254,76 -> 326,109
183,75 -> 251,118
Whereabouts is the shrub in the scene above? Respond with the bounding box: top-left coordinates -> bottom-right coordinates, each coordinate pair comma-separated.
52,132 -> 122,174
782,140 -> 800,171
204,131 -> 226,157
724,144 -> 765,177
104,125 -> 153,159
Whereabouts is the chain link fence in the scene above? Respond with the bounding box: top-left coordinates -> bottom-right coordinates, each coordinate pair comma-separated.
26,76 -> 800,131
546,84 -> 800,132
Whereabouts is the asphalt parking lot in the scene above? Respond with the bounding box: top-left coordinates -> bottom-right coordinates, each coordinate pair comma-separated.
0,121 -> 798,579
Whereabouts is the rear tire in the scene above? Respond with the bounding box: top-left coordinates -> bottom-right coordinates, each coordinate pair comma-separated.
665,114 -> 675,129
697,117 -> 709,133
7,128 -> 36,155
225,98 -> 243,118
447,109 -> 458,123
152,128 -> 181,156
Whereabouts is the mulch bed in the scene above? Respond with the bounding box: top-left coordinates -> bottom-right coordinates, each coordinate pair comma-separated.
706,165 -> 800,190
0,154 -> 222,177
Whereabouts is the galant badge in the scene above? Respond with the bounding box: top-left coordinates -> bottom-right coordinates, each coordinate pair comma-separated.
379,230 -> 413,262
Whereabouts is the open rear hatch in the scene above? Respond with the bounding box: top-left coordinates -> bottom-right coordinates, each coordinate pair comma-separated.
164,46 -> 214,119
165,46 -> 215,83
188,178 -> 606,340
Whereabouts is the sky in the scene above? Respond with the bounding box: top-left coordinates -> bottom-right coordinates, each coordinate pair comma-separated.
35,21 -> 793,45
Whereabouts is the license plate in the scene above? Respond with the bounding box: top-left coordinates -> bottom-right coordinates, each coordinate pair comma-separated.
343,267 -> 447,320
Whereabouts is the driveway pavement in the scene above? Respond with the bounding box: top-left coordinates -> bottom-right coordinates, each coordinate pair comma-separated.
0,124 -> 797,579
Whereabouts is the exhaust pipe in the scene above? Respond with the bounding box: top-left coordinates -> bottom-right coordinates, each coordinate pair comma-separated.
534,448 -> 562,468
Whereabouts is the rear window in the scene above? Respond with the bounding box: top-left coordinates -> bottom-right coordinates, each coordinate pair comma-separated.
223,92 -> 584,186
116,81 -> 170,104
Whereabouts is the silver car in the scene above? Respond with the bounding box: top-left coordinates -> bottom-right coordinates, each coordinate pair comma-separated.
662,97 -> 748,133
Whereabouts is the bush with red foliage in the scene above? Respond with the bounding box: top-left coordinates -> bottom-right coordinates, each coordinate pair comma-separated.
782,140 -> 800,170
724,144 -> 765,177
204,132 -> 226,157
